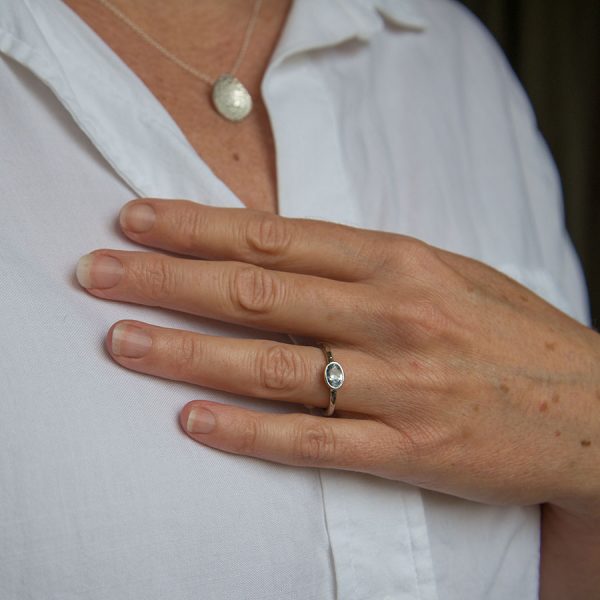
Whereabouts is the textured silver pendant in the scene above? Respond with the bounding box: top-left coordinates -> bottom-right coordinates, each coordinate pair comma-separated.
211,74 -> 253,122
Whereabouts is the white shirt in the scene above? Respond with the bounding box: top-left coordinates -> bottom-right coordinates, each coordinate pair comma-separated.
0,1 -> 589,599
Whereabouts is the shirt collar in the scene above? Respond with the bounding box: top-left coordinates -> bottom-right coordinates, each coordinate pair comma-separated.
347,0 -> 428,33
375,0 -> 428,30
0,0 -> 243,205
270,0 -> 427,67
0,0 -> 426,206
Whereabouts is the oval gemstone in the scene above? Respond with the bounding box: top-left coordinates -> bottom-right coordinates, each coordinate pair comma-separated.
211,74 -> 253,122
325,361 -> 344,390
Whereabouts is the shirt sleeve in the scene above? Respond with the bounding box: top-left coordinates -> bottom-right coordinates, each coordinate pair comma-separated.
458,5 -> 591,325
505,72 -> 589,324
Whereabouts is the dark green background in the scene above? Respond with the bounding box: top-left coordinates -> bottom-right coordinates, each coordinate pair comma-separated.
459,0 -> 599,327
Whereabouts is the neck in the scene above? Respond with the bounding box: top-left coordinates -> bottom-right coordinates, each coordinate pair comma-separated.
64,0 -> 293,95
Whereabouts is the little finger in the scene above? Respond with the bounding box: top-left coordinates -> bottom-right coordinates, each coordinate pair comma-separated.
180,400 -> 400,474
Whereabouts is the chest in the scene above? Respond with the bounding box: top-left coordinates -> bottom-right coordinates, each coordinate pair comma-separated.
147,72 -> 279,214
61,0 -> 285,214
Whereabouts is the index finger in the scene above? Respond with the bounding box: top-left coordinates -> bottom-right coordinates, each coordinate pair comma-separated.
119,199 -> 387,281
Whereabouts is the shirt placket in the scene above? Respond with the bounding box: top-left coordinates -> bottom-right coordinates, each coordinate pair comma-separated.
1,1 -> 439,597
261,5 -> 438,597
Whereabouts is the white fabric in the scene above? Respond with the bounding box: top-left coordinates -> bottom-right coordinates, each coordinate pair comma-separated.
0,0 -> 589,599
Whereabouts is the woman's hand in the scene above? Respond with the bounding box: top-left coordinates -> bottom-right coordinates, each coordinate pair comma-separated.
76,198 -> 600,521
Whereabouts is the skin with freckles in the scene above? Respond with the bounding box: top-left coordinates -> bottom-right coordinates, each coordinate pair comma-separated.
76,199 -> 600,525
75,199 -> 600,598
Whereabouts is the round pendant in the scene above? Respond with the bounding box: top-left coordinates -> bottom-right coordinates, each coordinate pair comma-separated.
211,74 -> 253,122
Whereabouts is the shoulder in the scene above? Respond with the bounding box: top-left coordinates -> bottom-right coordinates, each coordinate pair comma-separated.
418,0 -> 506,54
381,0 -> 520,89
394,0 -> 536,125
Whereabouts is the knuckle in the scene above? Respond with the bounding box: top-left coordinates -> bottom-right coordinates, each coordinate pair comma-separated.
233,418 -> 261,455
243,213 -> 293,259
372,250 -> 461,346
173,334 -> 199,374
138,258 -> 178,302
401,423 -> 460,478
388,298 -> 453,345
178,205 -> 210,254
412,293 -> 462,343
391,237 -> 436,272
231,266 -> 282,315
294,421 -> 337,465
258,345 -> 306,395
405,237 -> 434,260
408,298 -> 444,333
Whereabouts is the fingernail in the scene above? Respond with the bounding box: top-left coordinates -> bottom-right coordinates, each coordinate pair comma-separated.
111,323 -> 152,358
120,203 -> 156,233
76,254 -> 123,289
186,407 -> 216,434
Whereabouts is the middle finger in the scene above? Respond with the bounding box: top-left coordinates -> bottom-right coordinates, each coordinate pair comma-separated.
76,250 -> 371,341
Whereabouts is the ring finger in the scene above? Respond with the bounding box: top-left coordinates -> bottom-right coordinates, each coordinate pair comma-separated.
107,320 -> 371,413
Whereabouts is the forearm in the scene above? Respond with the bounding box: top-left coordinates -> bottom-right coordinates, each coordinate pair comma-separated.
539,504 -> 600,599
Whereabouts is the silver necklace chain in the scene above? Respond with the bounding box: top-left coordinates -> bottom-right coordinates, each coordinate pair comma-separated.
96,0 -> 264,121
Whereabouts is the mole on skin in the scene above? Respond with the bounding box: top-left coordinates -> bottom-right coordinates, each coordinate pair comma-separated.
554,430 -> 561,437
545,341 -> 557,351
499,383 -> 510,394
232,152 -> 240,161
539,401 -> 548,413
580,440 -> 592,447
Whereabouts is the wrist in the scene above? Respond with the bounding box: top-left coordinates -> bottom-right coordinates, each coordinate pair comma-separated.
540,503 -> 600,600
545,326 -> 600,519
544,503 -> 600,534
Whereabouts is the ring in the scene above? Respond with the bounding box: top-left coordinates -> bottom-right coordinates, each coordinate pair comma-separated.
319,343 -> 344,417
